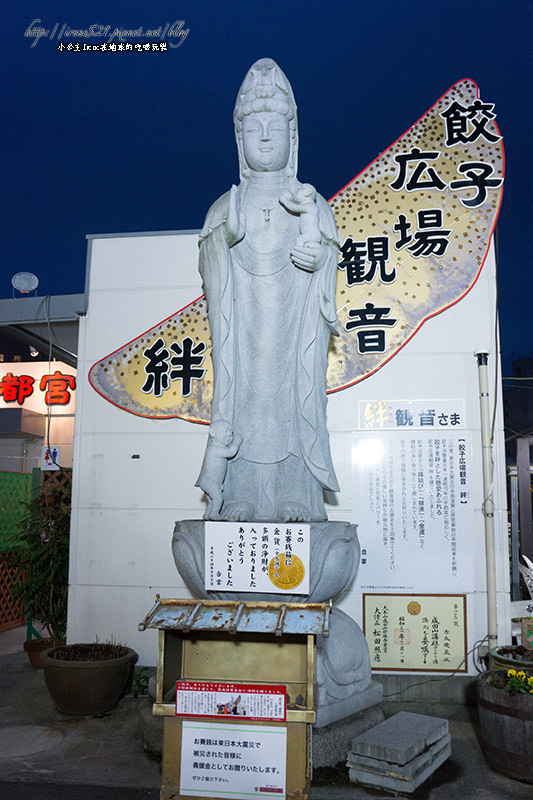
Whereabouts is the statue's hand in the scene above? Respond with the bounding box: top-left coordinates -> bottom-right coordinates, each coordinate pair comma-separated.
225,185 -> 245,246
290,242 -> 327,272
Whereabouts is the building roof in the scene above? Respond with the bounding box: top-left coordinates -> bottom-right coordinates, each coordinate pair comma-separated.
0,294 -> 87,367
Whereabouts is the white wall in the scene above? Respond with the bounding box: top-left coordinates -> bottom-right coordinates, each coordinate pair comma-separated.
69,231 -> 509,666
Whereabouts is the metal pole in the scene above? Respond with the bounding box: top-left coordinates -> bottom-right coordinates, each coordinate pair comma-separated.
508,467 -> 521,600
517,437 -> 533,563
476,351 -> 498,644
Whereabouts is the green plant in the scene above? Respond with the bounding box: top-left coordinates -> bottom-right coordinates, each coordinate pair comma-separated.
505,669 -> 533,695
5,486 -> 70,643
131,667 -> 151,697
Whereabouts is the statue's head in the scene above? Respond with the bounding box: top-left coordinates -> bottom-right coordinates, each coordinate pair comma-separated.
234,58 -> 298,180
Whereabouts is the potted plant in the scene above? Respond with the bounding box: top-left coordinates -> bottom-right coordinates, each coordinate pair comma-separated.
477,668 -> 533,783
489,644 -> 533,671
41,640 -> 139,715
5,485 -> 70,666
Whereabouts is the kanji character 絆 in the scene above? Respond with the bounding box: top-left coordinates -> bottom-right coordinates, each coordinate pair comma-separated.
169,336 -> 207,396
141,338 -> 171,397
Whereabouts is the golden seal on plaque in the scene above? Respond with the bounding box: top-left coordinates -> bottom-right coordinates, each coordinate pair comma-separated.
268,553 -> 305,590
407,601 -> 422,616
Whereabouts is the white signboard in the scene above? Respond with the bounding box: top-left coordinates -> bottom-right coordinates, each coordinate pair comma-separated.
353,430 -> 474,592
359,399 -> 465,430
205,522 -> 310,594
180,720 -> 287,799
41,445 -> 60,470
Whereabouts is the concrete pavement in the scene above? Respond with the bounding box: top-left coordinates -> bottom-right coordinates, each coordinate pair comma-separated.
1,625 -> 530,799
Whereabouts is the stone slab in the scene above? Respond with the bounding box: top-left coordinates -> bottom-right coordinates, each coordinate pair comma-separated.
348,736 -> 451,794
348,732 -> 451,779
349,711 -> 448,765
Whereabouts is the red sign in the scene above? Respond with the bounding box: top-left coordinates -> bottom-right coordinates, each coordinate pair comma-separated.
175,681 -> 286,722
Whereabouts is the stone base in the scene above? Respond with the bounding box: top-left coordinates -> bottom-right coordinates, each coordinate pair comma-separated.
315,608 -> 382,727
172,520 -> 377,729
312,705 -> 385,768
172,518 -> 359,603
316,680 -> 383,728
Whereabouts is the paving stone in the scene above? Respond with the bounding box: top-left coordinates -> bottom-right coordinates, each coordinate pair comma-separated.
349,711 -> 448,765
348,732 -> 451,779
348,736 -> 451,794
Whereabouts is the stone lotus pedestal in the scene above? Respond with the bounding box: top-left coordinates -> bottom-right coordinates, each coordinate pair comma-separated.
172,519 -> 382,727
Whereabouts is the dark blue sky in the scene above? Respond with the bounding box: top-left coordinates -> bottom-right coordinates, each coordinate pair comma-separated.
2,1 -> 531,373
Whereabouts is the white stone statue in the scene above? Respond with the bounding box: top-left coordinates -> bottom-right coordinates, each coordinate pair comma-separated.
196,58 -> 340,522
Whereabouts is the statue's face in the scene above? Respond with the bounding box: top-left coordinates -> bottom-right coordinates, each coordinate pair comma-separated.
242,112 -> 290,173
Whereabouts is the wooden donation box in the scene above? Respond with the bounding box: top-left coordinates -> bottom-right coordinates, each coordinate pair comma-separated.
139,597 -> 330,800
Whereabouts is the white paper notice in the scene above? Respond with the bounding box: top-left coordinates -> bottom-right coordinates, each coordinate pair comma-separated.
180,720 -> 287,798
205,522 -> 310,594
353,431 -> 475,592
176,681 -> 286,721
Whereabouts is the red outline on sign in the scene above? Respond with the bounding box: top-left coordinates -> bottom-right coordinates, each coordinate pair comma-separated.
327,78 -> 504,393
88,79 -> 504,416
87,294 -> 210,423
175,680 -> 287,721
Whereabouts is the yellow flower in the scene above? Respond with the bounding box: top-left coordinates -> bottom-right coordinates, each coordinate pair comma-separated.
528,677 -> 533,686
517,671 -> 526,681
508,669 -> 517,677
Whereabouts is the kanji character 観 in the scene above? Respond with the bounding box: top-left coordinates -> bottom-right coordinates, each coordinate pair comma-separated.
339,236 -> 396,285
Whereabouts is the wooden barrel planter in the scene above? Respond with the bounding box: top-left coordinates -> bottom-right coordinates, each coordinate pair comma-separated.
477,670 -> 533,783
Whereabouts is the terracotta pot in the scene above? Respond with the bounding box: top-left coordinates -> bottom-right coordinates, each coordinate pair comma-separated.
477,669 -> 533,783
41,645 -> 138,715
23,638 -> 56,669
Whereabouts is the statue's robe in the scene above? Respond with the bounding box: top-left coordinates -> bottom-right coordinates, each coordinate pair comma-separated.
198,182 -> 339,521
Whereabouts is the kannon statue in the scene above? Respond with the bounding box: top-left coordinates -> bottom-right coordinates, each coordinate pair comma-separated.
196,58 -> 340,522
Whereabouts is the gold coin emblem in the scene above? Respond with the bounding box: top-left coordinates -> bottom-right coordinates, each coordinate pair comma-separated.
268,553 -> 305,590
407,601 -> 421,616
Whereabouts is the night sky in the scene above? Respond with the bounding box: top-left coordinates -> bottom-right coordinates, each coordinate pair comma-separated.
3,1 -> 531,375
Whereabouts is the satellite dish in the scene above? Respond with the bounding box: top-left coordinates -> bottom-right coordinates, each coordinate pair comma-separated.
11,272 -> 39,293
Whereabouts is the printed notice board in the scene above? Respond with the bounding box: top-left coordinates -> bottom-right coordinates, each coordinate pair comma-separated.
180,720 -> 287,798
205,522 -> 310,594
176,681 -> 286,722
363,593 -> 467,672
